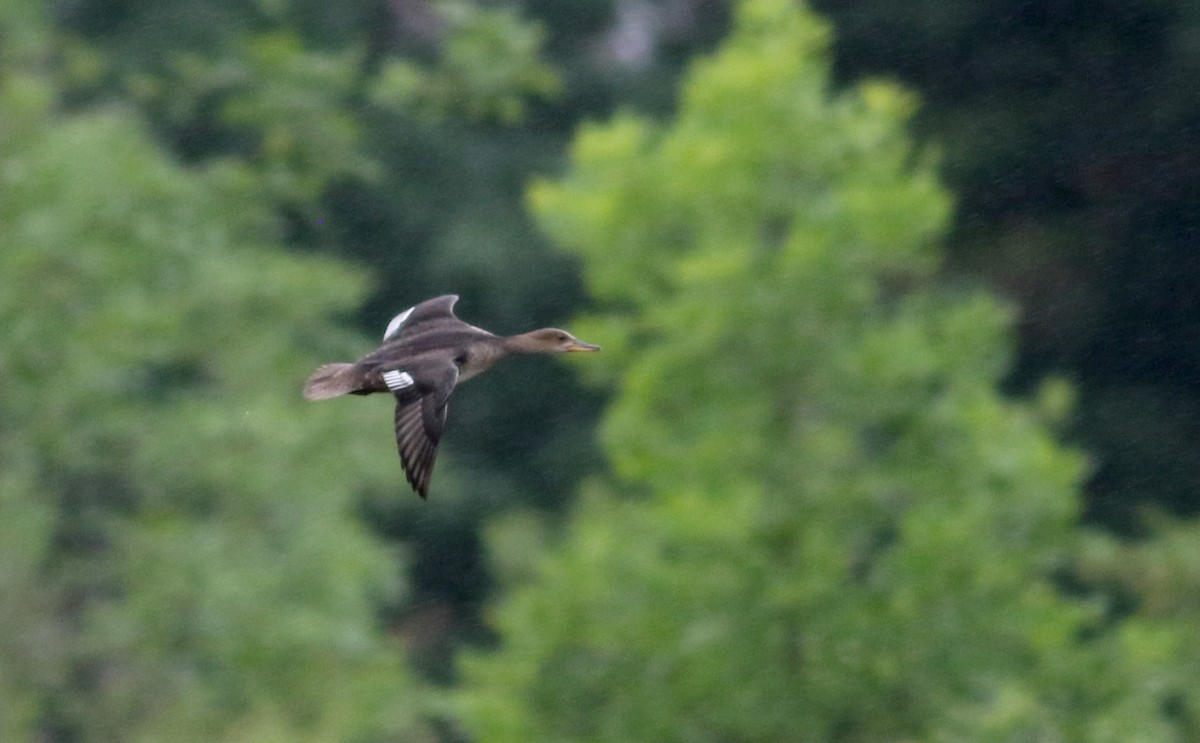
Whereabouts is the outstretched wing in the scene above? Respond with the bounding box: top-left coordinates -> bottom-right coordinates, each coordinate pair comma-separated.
394,395 -> 448,498
383,295 -> 460,343
391,361 -> 459,498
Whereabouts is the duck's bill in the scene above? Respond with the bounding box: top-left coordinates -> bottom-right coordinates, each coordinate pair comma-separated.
566,341 -> 601,352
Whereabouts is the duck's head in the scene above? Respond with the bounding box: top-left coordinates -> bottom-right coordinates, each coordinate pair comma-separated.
514,328 -> 601,354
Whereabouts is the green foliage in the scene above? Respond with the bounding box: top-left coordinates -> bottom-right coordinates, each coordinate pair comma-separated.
1077,522 -> 1200,735
373,2 -> 560,124
810,0 -> 1200,529
43,0 -> 607,683
25,0 -> 641,696
0,52 -> 431,740
459,0 -> 1189,739
64,0 -> 559,210
174,32 -> 372,203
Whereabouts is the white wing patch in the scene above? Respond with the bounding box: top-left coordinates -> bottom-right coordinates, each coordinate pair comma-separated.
383,370 -> 415,392
383,306 -> 415,341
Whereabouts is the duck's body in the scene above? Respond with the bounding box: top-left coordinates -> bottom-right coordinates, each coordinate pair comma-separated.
303,295 -> 598,498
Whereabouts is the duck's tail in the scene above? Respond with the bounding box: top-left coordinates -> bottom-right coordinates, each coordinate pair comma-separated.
303,363 -> 358,400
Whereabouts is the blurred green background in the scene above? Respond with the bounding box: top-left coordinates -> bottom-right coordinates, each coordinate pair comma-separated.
3,0 -> 1199,739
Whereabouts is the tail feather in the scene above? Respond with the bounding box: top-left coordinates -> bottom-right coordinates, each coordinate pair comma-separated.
303,363 -> 358,400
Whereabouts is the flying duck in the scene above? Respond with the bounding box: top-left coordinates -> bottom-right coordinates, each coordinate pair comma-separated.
303,294 -> 599,498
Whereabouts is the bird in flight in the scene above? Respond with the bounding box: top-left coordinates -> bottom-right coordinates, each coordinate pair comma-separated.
303,295 -> 599,498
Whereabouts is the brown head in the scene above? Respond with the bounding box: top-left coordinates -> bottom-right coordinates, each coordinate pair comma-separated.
506,328 -> 601,354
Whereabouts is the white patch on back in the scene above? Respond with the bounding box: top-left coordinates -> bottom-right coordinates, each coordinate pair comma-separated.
383,306 -> 415,341
383,370 -> 415,392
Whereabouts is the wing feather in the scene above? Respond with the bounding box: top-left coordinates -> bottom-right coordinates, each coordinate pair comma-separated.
381,295 -> 460,344
390,361 -> 458,498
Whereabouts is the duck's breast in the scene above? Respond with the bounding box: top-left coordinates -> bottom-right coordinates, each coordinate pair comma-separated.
456,342 -> 506,383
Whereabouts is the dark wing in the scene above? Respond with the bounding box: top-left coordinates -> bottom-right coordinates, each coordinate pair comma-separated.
394,395 -> 448,498
391,361 -> 459,498
382,295 -> 460,343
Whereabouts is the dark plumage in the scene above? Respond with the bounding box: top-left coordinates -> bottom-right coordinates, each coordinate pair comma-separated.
303,295 -> 599,498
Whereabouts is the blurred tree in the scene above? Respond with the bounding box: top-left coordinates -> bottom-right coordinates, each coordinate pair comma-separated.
38,0 -> 732,682
457,0 -> 1192,738
0,11 -> 433,740
1076,520 -> 1200,738
42,0 -> 598,678
808,0 -> 1200,530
